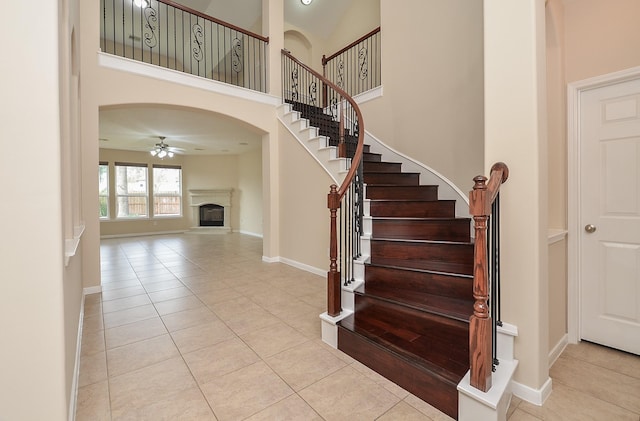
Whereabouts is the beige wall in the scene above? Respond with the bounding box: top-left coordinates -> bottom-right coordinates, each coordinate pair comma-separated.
238,147 -> 264,236
545,0 -> 568,355
324,0 -> 381,58
485,0 -> 549,390
548,239 -> 568,351
361,0 -> 484,192
278,124 -> 333,271
0,0 -> 82,419
564,0 -> 640,83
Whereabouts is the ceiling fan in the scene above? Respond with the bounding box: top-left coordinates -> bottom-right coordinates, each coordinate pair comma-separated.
149,136 -> 185,158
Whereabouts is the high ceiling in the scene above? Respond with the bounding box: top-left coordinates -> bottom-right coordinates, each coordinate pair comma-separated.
99,0 -> 355,157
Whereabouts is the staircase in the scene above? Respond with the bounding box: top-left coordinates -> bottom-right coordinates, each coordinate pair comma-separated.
282,100 -> 474,419
339,150 -> 474,419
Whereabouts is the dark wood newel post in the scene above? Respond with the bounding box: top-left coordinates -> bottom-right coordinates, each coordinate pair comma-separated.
468,162 -> 509,392
469,175 -> 493,392
327,184 -> 341,317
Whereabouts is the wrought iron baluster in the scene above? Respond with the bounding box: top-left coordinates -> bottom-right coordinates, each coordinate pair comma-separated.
232,36 -> 243,73
143,4 -> 158,49
192,21 -> 204,64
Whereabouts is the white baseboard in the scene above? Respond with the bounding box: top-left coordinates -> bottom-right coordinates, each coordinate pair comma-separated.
279,257 -> 325,277
261,255 -> 325,277
100,230 -> 186,239
548,334 -> 568,368
511,377 -> 552,406
83,286 -> 102,295
238,230 -> 263,238
69,286 -> 103,419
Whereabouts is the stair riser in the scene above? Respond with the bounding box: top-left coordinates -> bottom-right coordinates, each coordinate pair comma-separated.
364,173 -> 420,185
372,219 -> 471,242
365,265 -> 472,301
370,240 -> 474,274
369,201 -> 456,218
363,152 -> 382,162
365,185 -> 438,201
338,326 -> 459,419
363,162 -> 402,173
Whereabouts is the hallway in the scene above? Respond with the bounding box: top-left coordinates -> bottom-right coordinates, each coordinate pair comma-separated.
76,233 -> 640,420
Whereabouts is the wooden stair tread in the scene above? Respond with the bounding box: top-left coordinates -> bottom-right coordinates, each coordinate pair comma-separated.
370,257 -> 473,276
338,300 -> 469,382
365,261 -> 473,279
361,284 -> 473,322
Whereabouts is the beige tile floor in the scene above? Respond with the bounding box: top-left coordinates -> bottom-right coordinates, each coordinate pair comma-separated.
76,233 -> 640,420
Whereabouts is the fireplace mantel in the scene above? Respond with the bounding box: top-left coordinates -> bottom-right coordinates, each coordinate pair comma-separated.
188,189 -> 233,232
188,189 -> 233,207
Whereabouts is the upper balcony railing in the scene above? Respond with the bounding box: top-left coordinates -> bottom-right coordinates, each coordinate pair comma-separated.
322,27 -> 381,99
100,0 -> 269,92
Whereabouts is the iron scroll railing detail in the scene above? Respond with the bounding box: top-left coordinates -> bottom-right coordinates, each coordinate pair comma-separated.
100,0 -> 268,92
322,27 -> 381,99
281,50 -> 365,317
469,162 -> 509,393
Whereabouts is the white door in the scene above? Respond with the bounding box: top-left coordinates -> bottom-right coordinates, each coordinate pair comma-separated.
580,78 -> 640,355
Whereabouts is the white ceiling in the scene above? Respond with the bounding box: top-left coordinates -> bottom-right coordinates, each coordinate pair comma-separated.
99,0 -> 355,157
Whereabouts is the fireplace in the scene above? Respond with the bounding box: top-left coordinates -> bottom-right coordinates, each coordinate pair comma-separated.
188,189 -> 233,233
199,204 -> 224,226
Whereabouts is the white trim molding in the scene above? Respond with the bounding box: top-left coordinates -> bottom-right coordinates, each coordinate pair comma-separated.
567,64 -> 640,345
98,52 -> 281,106
261,255 -> 325,277
69,286 -> 102,421
511,377 -> 553,406
547,229 -> 567,245
548,334 -> 568,368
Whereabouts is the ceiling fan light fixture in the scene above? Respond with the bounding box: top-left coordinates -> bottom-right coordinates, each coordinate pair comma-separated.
301,0 -> 313,5
151,136 -> 175,159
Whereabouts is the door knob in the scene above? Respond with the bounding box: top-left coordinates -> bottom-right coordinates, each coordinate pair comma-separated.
585,224 -> 597,233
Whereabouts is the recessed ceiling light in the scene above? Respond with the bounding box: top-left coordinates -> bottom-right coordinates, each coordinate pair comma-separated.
301,0 -> 313,5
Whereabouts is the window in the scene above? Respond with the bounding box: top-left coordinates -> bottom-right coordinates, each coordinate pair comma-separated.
153,165 -> 182,217
115,162 -> 148,218
98,162 -> 109,219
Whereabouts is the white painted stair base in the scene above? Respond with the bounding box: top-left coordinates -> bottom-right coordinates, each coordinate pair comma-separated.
458,322 -> 519,421
277,103 -> 349,184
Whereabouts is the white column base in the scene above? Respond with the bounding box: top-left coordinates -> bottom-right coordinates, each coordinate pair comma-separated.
458,359 -> 518,421
320,310 -> 353,348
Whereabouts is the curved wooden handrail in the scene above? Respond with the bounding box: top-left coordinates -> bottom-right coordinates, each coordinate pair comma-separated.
281,49 -> 365,197
282,49 -> 365,317
468,162 -> 509,392
322,27 -> 381,65
157,0 -> 269,43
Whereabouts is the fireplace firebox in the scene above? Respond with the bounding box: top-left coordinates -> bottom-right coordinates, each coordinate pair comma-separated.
199,204 -> 224,226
